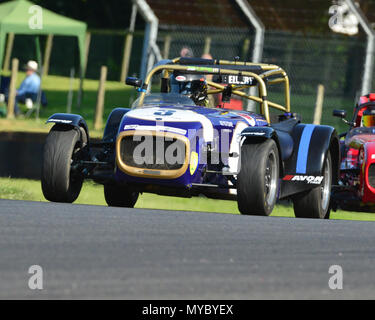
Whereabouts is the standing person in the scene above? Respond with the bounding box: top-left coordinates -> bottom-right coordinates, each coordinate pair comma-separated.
169,46 -> 195,99
180,46 -> 194,58
13,60 -> 41,115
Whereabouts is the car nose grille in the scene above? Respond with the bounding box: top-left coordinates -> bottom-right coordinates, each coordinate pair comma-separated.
116,130 -> 190,179
120,135 -> 186,170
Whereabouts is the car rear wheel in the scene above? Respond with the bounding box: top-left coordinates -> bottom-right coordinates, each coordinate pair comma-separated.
41,125 -> 87,203
293,152 -> 332,219
237,140 -> 279,216
104,184 -> 139,208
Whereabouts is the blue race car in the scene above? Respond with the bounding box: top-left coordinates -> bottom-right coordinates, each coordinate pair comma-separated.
41,57 -> 339,218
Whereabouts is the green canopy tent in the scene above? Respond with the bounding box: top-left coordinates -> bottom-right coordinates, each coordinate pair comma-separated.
0,0 -> 87,109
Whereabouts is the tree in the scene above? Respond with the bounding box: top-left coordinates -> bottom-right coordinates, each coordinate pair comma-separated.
0,0 -> 142,30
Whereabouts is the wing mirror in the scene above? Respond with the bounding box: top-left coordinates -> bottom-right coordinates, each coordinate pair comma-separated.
333,109 -> 347,118
125,77 -> 143,88
333,109 -> 352,125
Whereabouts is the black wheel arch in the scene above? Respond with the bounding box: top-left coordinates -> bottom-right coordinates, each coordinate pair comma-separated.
241,124 -> 340,200
46,113 -> 89,145
103,108 -> 131,142
241,126 -> 285,177
297,124 -> 339,178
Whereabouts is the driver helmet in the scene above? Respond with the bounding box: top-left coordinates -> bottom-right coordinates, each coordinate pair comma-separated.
362,109 -> 375,127
170,73 -> 208,106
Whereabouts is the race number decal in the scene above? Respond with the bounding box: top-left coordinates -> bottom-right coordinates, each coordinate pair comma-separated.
154,109 -> 176,116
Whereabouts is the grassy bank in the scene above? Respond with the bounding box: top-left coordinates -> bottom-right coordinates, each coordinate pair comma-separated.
1,177 -> 375,221
0,72 -> 135,138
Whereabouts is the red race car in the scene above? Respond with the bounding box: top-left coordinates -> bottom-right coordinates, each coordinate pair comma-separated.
332,93 -> 375,212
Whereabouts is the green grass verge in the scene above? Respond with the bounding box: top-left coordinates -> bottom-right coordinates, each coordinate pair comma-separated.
0,72 -> 136,138
1,177 -> 375,221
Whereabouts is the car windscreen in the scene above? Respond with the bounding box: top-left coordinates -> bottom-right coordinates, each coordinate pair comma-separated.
132,93 -> 195,108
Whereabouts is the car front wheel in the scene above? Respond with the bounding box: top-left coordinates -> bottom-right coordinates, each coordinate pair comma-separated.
41,125 -> 87,203
237,139 -> 279,216
104,184 -> 139,208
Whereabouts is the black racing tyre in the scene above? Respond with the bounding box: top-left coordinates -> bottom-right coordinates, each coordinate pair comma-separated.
41,125 -> 86,203
237,139 -> 279,216
293,152 -> 332,219
104,184 -> 139,208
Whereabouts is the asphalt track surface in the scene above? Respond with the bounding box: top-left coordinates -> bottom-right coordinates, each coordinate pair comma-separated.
0,199 -> 375,299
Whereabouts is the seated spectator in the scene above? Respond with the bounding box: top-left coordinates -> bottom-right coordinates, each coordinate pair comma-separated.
13,60 -> 41,115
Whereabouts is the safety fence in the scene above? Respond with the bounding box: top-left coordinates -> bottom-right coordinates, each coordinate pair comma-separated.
5,27 -> 370,128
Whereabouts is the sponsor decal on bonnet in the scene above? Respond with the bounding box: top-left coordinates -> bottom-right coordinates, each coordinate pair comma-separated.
237,113 -> 256,127
219,121 -> 234,127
